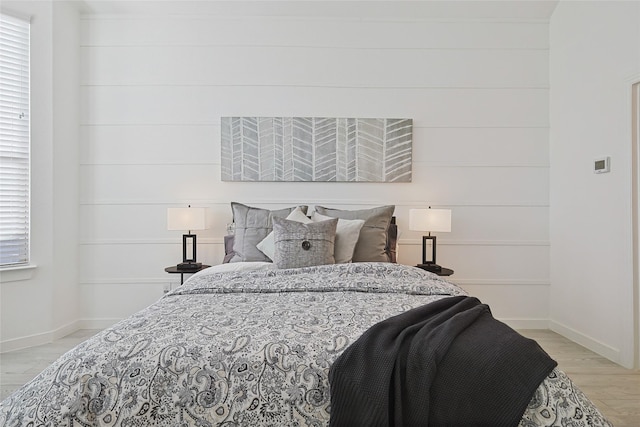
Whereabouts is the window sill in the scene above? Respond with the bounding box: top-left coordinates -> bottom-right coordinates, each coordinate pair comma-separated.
0,264 -> 37,283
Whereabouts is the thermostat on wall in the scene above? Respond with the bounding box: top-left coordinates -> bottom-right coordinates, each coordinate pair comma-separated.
594,156 -> 610,174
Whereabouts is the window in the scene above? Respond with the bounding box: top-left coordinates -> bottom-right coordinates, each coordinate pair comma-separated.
0,13 -> 30,267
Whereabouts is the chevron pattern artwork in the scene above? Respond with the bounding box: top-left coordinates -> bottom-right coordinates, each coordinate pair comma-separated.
221,117 -> 412,182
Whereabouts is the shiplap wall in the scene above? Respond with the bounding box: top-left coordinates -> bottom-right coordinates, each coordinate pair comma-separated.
79,10 -> 549,327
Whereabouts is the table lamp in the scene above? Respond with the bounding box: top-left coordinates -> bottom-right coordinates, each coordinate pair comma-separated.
409,207 -> 451,273
167,205 -> 207,270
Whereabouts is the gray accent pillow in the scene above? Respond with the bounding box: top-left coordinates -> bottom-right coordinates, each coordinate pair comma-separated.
229,202 -> 308,262
256,207 -> 312,261
272,216 -> 338,269
314,205 -> 395,263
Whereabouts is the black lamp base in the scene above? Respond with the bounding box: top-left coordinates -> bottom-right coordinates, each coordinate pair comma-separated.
177,261 -> 202,271
421,235 -> 439,265
178,233 -> 200,271
417,263 -> 442,273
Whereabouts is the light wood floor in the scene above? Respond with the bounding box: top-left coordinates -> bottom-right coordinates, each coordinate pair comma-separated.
1,329 -> 638,425
519,330 -> 640,427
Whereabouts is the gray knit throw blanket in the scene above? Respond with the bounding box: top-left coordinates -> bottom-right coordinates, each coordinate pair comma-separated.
329,296 -> 557,427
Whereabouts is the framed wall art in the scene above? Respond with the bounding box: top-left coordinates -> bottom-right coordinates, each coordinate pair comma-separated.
221,117 -> 412,182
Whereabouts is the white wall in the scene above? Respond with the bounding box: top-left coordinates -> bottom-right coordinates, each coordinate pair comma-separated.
52,1 -> 81,334
0,0 -> 80,350
78,2 -> 551,329
549,1 -> 640,368
4,0 -> 637,371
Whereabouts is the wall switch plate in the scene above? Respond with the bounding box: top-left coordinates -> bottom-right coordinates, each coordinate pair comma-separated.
594,156 -> 610,174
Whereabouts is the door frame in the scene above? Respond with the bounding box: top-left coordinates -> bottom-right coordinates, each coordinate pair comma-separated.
630,77 -> 640,369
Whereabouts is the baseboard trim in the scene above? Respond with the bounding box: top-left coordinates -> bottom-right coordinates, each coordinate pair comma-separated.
78,318 -> 120,330
0,319 -> 82,353
399,239 -> 550,247
454,279 -> 550,286
549,320 -> 622,366
51,319 -> 82,341
500,318 -> 549,330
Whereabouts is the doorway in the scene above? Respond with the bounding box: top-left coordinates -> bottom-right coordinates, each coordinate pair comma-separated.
633,81 -> 640,369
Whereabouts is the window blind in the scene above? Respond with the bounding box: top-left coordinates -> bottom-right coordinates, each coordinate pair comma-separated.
0,13 -> 30,267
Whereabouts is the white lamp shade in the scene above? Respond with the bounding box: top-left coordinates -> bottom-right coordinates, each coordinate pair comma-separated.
167,207 -> 207,231
409,208 -> 451,233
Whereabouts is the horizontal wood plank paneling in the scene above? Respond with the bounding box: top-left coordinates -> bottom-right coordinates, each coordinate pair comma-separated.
79,283 -> 171,320
416,127 -> 549,166
458,284 -> 549,325
79,243 -> 225,282
80,18 -> 549,49
398,243 -> 550,282
81,125 -> 548,167
79,204 -> 548,243
81,46 -> 548,88
78,241 -> 547,283
80,86 -> 549,127
79,2 -> 557,21
78,11 -> 550,324
396,205 -> 549,241
80,164 -> 548,206
80,125 -> 219,165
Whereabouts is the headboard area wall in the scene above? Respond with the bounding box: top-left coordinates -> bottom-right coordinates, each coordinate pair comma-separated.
78,3 -> 550,329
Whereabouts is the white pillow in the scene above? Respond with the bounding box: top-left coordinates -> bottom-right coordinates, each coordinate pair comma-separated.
311,211 -> 365,263
257,207 -> 312,260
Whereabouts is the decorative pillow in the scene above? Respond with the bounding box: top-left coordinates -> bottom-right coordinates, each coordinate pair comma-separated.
272,217 -> 338,269
229,202 -> 308,262
256,207 -> 312,261
314,205 -> 395,263
311,212 -> 365,263
223,235 -> 235,263
387,217 -> 398,263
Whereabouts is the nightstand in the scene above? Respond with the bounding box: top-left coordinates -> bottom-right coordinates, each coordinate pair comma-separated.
415,264 -> 454,277
165,264 -> 211,285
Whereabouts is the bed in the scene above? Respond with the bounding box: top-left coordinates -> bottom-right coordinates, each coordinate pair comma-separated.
0,204 -> 613,426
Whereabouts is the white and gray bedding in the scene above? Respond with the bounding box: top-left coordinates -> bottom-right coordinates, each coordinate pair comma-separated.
0,263 -> 611,426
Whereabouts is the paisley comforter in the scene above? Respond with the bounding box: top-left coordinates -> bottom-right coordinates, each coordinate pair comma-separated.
0,262 -> 611,426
